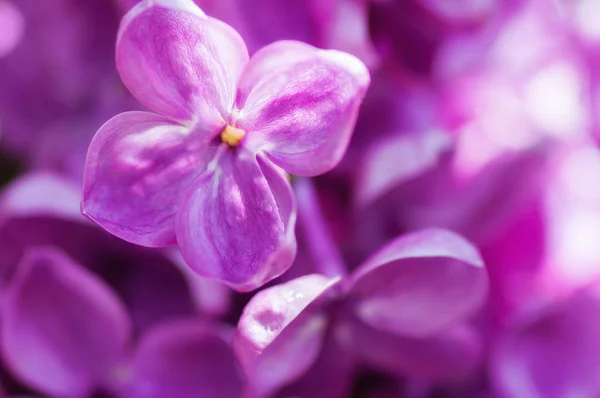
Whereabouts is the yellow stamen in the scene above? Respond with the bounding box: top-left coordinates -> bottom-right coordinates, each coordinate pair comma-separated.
220,125 -> 245,146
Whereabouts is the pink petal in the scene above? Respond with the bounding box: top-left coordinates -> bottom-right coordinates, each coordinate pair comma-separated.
416,0 -> 496,26
176,149 -> 296,291
492,290 -> 600,398
117,0 -> 249,121
0,1 -> 24,58
127,320 -> 243,398
234,275 -> 340,396
348,229 -> 487,337
346,315 -> 482,379
197,0 -> 316,54
1,248 -> 130,397
236,40 -> 370,176
0,172 -> 82,222
165,248 -> 232,318
355,130 -> 451,206
277,331 -> 356,398
82,111 -> 214,247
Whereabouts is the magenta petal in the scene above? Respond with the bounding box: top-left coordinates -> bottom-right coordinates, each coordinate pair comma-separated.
117,0 -> 248,121
234,275 -> 340,396
176,150 -> 297,291
0,172 -> 82,222
82,111 -> 214,247
348,229 -> 487,337
277,331 -> 356,398
355,130 -> 451,206
0,1 -> 24,58
127,320 -> 243,398
347,315 -> 482,379
492,290 -> 600,398
165,248 -> 232,317
236,40 -> 370,176
1,248 -> 130,397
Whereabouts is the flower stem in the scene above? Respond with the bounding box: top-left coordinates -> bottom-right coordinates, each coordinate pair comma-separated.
294,177 -> 347,278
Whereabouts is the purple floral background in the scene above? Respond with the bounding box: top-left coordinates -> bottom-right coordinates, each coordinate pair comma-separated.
1,0 -> 599,397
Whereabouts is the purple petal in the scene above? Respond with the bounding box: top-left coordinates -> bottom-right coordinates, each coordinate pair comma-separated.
116,0 -> 248,121
101,248 -> 196,334
197,0 -> 316,54
236,40 -> 370,176
127,320 -> 243,398
346,315 -> 482,379
0,172 -> 82,222
176,149 -> 297,291
82,111 -> 213,247
277,331 -> 356,398
416,0 -> 496,26
0,1 -> 24,58
320,0 -> 379,68
1,248 -> 130,397
234,275 -> 340,396
348,229 -> 487,337
355,129 -> 451,206
492,290 -> 600,398
0,174 -> 116,298
165,248 -> 232,317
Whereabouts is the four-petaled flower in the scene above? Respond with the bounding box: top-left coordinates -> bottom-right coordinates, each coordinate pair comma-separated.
81,0 -> 370,291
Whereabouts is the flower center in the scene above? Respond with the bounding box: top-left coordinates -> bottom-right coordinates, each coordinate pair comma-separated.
220,124 -> 245,147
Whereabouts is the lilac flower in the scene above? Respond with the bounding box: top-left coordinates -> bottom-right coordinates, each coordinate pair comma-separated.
0,172 -> 217,334
492,284 -> 600,398
1,247 -> 131,397
194,0 -> 377,65
81,0 -> 370,292
234,228 -> 488,397
351,71 -> 452,206
125,319 -> 244,398
0,173 -> 243,395
0,1 -> 23,58
0,0 -> 130,179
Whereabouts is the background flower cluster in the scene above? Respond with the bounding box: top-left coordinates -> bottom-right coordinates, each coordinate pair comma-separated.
1,0 -> 600,397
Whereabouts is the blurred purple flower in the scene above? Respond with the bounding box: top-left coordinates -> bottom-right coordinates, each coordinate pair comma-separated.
492,284 -> 600,398
195,0 -> 377,66
350,71 -> 452,206
0,173 -> 223,335
125,319 -> 244,398
235,229 -> 488,397
0,1 -> 23,58
81,0 -> 370,292
1,247 -> 131,397
0,173 -> 240,395
0,0 -> 133,180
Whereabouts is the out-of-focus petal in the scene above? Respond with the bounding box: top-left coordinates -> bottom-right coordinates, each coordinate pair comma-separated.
0,172 -> 82,221
346,315 -> 482,379
236,40 -> 369,176
348,229 -> 487,337
234,275 -> 340,396
196,0 -> 316,54
116,0 -> 248,121
101,247 -> 196,334
0,1 -> 24,58
318,0 -> 379,68
416,0 -> 496,26
176,150 -> 296,291
82,111 -> 214,247
355,130 -> 451,206
165,248 -> 232,318
0,174 -> 114,297
1,248 -> 130,397
492,289 -> 600,398
127,320 -> 243,398
277,328 -> 356,398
